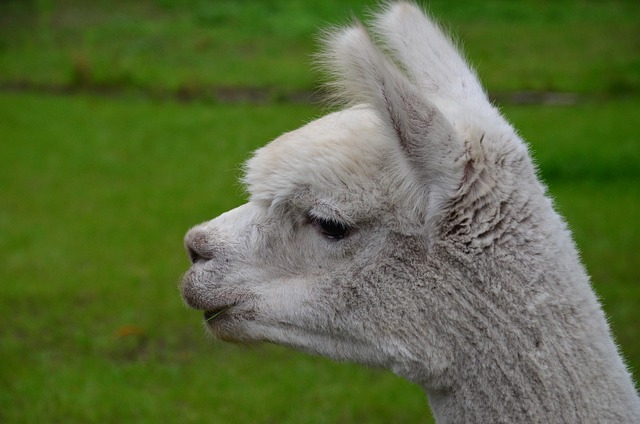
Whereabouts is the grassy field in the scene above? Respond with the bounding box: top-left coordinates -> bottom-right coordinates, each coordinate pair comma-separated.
1,0 -> 639,95
1,1 -> 639,423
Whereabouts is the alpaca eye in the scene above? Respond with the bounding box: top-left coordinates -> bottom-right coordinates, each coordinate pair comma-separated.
310,217 -> 350,240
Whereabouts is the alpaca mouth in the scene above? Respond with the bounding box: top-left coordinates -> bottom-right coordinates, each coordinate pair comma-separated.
204,305 -> 234,323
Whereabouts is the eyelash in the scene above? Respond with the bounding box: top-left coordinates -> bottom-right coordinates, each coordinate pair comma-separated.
308,215 -> 351,241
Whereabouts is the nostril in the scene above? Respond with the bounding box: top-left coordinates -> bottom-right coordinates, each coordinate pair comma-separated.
188,246 -> 202,264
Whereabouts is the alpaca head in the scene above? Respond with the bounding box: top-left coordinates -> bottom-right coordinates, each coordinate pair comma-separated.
182,2 -> 542,380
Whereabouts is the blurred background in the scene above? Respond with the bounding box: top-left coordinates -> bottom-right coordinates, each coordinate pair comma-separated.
1,1 -> 638,422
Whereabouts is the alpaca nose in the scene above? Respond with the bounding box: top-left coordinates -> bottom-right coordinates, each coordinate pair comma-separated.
184,228 -> 214,264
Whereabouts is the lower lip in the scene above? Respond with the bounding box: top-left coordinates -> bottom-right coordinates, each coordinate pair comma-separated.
204,307 -> 231,322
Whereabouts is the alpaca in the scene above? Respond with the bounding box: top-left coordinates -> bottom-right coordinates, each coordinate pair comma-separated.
180,2 -> 640,422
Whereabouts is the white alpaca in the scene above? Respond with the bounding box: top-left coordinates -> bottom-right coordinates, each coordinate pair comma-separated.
181,3 -> 640,422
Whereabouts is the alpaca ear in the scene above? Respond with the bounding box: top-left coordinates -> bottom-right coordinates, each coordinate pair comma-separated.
319,23 -> 465,201
372,2 -> 487,104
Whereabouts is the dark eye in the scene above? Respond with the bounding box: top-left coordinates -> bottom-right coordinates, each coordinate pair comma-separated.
310,216 -> 351,240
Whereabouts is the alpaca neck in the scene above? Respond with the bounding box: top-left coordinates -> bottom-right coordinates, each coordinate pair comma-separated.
418,333 -> 640,423
398,234 -> 640,422
398,246 -> 640,422
425,361 -> 565,422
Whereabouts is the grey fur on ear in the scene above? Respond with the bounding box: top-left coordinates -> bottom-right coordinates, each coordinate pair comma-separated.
319,23 -> 465,217
372,2 -> 486,103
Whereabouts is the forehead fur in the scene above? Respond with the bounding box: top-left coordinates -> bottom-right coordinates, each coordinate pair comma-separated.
244,106 -> 396,205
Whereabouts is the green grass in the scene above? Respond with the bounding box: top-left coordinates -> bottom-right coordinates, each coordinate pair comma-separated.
1,0 -> 638,94
0,92 -> 431,423
1,0 -> 640,422
1,92 -> 639,423
508,101 -> 640,181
